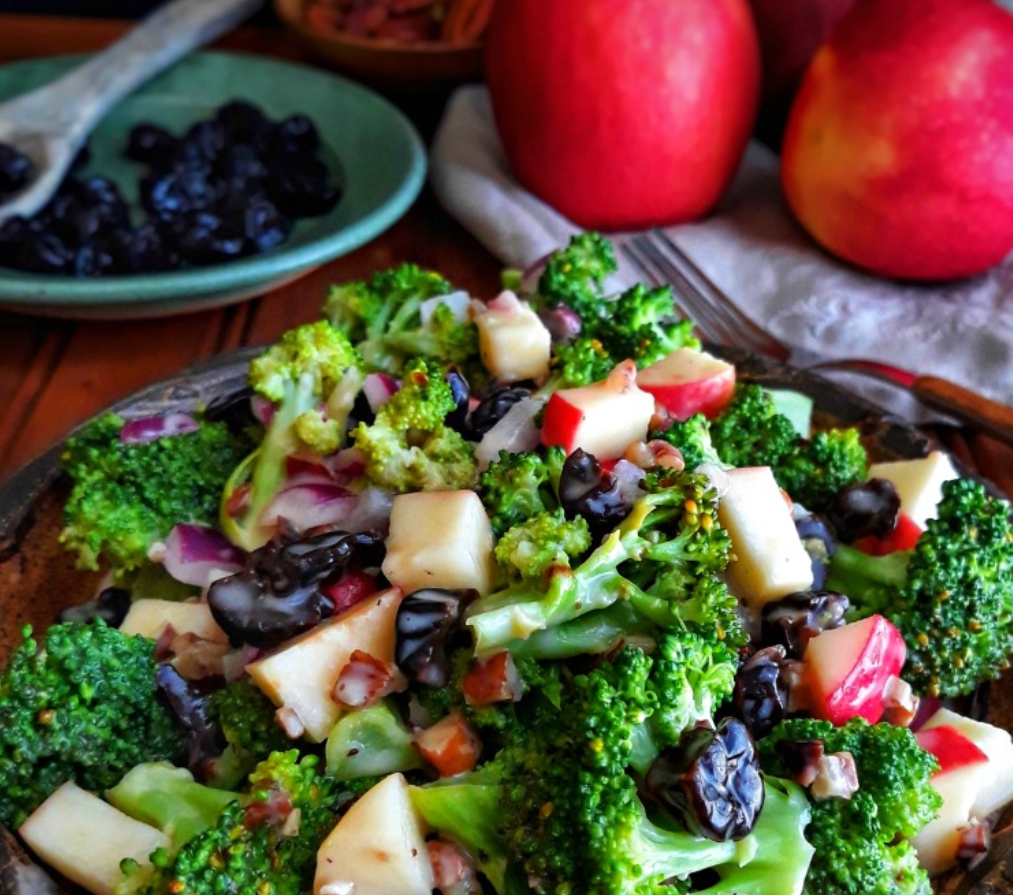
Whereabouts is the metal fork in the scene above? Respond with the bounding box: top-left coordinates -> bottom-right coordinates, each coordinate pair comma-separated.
622,229 -> 1013,445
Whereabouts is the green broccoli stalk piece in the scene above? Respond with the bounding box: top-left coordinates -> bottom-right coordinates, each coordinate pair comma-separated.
353,359 -> 477,492
506,603 -> 657,661
323,263 -> 479,376
221,321 -> 363,550
478,446 -> 566,537
60,414 -> 250,575
124,751 -> 340,895
467,469 -> 737,656
324,700 -> 424,782
106,763 -> 238,852
0,621 -> 184,828
495,509 -> 592,583
760,717 -> 941,895
826,476 -> 1013,696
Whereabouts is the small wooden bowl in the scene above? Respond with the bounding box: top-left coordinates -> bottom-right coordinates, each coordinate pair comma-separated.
274,0 -> 485,88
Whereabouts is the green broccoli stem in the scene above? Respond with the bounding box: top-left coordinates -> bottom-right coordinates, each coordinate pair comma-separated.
825,543 -> 912,615
467,503 -> 655,654
221,372 -> 318,551
506,603 -> 656,661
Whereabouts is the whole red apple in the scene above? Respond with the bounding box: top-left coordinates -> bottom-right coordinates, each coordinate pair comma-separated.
747,0 -> 857,98
781,0 -> 1013,281
483,0 -> 760,230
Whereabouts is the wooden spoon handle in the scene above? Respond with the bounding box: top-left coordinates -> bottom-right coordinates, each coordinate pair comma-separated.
912,376 -> 1013,446
44,0 -> 264,133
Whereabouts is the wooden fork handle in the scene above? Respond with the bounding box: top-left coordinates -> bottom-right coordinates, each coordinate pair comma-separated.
43,0 -> 264,133
912,376 -> 1013,446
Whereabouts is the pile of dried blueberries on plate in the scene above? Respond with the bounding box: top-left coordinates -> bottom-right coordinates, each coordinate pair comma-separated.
0,100 -> 342,277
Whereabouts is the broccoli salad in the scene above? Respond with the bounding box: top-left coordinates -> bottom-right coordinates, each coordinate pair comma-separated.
3,233 -> 1013,895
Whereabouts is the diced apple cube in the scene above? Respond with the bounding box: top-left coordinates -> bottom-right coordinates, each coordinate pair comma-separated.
920,707 -> 1013,818
637,347 -> 736,420
382,490 -> 495,597
804,615 -> 906,726
247,588 -> 402,743
717,466 -> 813,607
119,599 -> 229,644
541,361 -> 656,459
19,782 -> 169,895
474,290 -> 551,382
867,450 -> 959,529
314,773 -> 433,895
913,724 -> 991,876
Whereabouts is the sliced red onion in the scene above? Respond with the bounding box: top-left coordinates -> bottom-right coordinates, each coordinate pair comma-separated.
120,413 -> 199,445
252,395 -> 275,427
420,291 -> 473,326
262,482 -> 357,531
475,397 -> 545,470
339,486 -> 394,535
362,372 -> 400,414
611,459 -> 647,504
222,644 -> 262,682
325,446 -> 368,481
486,290 -> 524,314
162,524 -> 245,588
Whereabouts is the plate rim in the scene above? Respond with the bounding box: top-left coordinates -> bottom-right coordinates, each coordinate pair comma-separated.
0,51 -> 427,315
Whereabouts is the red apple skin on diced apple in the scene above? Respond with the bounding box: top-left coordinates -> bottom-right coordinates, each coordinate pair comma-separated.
637,349 -> 736,420
916,725 -> 989,776
805,614 -> 907,726
541,392 -> 586,455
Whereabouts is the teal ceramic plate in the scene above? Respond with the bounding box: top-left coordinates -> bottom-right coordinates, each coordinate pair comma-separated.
0,52 -> 426,319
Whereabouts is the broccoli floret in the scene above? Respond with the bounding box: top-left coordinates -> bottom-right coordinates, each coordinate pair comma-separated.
546,336 -> 618,390
205,679 -> 290,784
107,763 -> 238,852
606,283 -> 699,368
352,359 -> 477,492
60,414 -> 250,575
760,717 -> 941,895
534,232 -> 618,315
653,412 -> 723,471
126,751 -> 340,895
323,263 -> 479,375
0,621 -> 184,828
826,476 -> 1013,696
776,428 -> 869,511
450,647 -> 813,895
495,509 -> 592,582
479,446 -> 566,537
633,629 -> 737,770
506,603 -> 658,661
467,469 -> 739,655
221,321 -> 363,550
675,384 -> 867,512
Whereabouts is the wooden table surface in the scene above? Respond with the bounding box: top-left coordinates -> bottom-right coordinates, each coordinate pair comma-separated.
0,13 -> 1011,501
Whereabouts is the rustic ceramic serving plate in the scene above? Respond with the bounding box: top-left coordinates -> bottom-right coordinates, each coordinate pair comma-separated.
0,53 -> 425,319
0,347 -> 1010,895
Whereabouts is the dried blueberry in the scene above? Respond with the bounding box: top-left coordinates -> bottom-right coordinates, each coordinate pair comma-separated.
59,587 -> 132,627
733,646 -> 791,738
645,717 -> 764,842
794,508 -> 836,589
468,384 -> 530,438
559,448 -> 633,537
176,211 -> 245,266
268,167 -> 341,217
761,591 -> 849,660
274,114 -> 320,153
395,589 -> 465,687
445,369 -> 471,433
155,663 -> 223,782
826,477 -> 901,544
208,528 -> 384,648
0,143 -> 35,197
216,100 -> 268,144
125,123 -> 178,166
241,196 -> 291,253
17,231 -> 73,274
